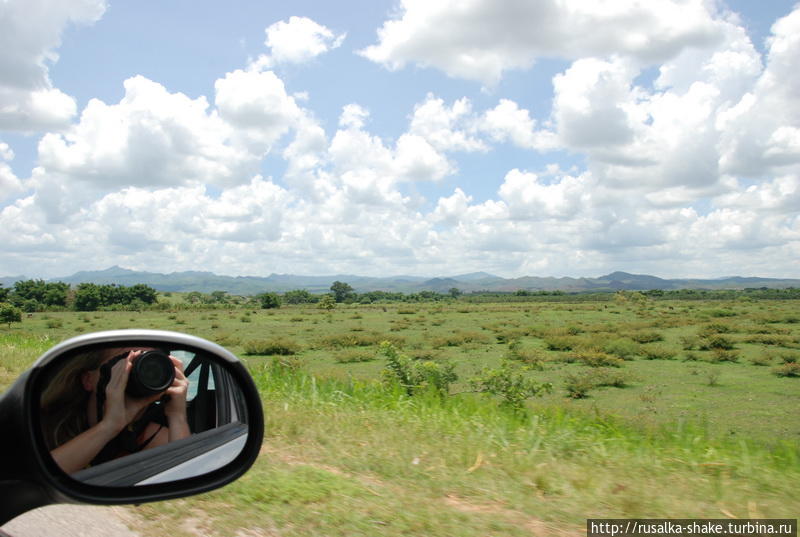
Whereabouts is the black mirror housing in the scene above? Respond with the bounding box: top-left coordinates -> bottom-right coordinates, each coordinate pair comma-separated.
0,330 -> 264,524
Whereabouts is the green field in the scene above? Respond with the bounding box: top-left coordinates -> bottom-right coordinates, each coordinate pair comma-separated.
2,297 -> 799,536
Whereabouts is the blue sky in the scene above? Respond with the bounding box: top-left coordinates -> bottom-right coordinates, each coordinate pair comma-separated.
1,0 -> 799,279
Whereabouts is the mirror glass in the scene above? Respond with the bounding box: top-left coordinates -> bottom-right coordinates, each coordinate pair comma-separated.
37,343 -> 249,487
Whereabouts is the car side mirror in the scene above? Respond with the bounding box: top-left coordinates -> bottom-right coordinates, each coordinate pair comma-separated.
0,330 -> 264,525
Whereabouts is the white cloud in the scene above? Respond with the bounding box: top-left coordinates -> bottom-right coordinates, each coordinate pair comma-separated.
0,0 -> 106,131
251,16 -> 345,69
36,76 -> 253,193
215,69 -> 304,154
716,7 -> 800,177
0,142 -> 24,202
408,95 -> 486,152
360,0 -> 725,85
479,99 -> 557,150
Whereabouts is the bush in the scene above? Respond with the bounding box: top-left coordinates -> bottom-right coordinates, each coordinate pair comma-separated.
603,338 -> 640,360
680,335 -> 701,350
743,334 -> 795,347
708,349 -> 740,363
749,354 -> 773,366
381,342 -> 456,396
570,350 -> 624,367
592,368 -> 632,388
320,332 -> 403,349
700,335 -> 735,350
773,351 -> 800,364
641,344 -> 677,360
543,336 -> 575,351
773,362 -> 800,377
698,323 -> 733,337
334,350 -> 375,364
243,337 -> 301,356
564,373 -> 594,398
630,331 -> 663,344
429,331 -> 490,348
470,361 -> 552,412
506,340 -> 548,368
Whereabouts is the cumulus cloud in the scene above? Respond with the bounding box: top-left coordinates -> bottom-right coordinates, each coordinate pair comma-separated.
36,76 -> 252,191
251,16 -> 345,70
0,0 -> 106,131
360,0 -> 725,85
716,8 -> 800,177
2,3 -> 800,279
0,142 -> 24,202
408,95 -> 486,152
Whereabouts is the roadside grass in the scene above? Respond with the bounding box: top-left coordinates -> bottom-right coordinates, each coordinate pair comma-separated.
131,364 -> 799,536
2,298 -> 799,535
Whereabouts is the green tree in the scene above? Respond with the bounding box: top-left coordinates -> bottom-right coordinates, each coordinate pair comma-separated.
128,283 -> 158,304
0,304 -> 22,327
0,285 -> 9,302
330,281 -> 355,303
448,287 -> 462,298
256,292 -> 281,309
283,289 -> 314,304
74,283 -> 102,311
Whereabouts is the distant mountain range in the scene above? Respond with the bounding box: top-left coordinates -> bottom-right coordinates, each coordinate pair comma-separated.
2,266 -> 799,295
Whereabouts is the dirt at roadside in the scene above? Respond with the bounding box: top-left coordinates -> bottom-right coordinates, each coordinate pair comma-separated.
1,504 -> 141,537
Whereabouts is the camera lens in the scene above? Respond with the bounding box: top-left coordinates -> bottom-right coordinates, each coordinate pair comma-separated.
127,350 -> 175,397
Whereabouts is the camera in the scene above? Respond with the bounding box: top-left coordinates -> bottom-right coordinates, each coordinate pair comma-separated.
99,349 -> 175,398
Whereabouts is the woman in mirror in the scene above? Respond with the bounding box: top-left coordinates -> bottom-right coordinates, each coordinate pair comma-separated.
40,347 -> 190,474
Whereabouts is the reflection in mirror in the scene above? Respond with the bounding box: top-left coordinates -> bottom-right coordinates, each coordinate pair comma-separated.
39,344 -> 248,487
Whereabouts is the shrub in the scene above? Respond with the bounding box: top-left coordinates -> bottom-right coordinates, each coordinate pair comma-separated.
470,361 -> 552,412
698,323 -> 733,337
505,340 -> 548,368
683,351 -> 702,362
603,338 -> 640,360
564,373 -> 594,399
743,334 -> 795,347
641,344 -> 677,360
381,342 -> 457,396
320,332 -> 403,349
45,318 -> 63,329
706,369 -> 721,387
773,362 -> 800,377
334,350 -> 375,363
213,332 -> 241,347
749,354 -> 773,366
630,331 -> 663,344
680,335 -> 701,350
592,368 -> 632,388
773,351 -> 800,364
708,349 -> 740,363
705,309 -> 736,318
700,335 -> 735,350
243,337 -> 301,356
544,336 -> 575,351
429,331 -> 490,348
570,350 -> 624,367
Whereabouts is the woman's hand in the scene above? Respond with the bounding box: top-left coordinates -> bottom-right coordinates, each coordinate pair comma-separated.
100,351 -> 161,435
164,355 -> 189,417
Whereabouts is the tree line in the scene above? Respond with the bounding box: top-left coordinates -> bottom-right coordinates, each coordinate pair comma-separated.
0,279 -> 158,313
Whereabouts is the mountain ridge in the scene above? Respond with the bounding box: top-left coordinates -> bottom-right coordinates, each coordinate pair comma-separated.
2,268 -> 799,295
